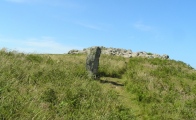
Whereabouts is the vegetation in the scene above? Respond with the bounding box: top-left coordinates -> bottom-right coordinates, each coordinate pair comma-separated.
0,48 -> 196,119
147,52 -> 153,55
125,58 -> 196,119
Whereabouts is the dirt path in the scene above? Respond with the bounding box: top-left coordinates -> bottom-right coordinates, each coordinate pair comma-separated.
99,77 -> 141,117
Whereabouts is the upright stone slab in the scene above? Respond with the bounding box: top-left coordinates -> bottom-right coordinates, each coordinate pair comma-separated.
86,47 -> 101,79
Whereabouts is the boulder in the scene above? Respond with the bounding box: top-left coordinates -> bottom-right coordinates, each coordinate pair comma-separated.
123,54 -> 132,58
162,54 -> 169,59
68,49 -> 79,54
132,52 -> 139,57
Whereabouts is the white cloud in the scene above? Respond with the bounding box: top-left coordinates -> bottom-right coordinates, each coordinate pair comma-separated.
76,22 -> 104,31
133,22 -> 153,31
5,0 -> 83,9
6,0 -> 24,2
5,0 -> 34,3
0,36 -> 81,54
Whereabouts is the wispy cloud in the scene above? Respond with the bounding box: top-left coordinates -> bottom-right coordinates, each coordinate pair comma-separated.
6,0 -> 24,2
5,0 -> 33,3
76,22 -> 104,31
133,22 -> 153,31
0,36 -> 81,54
5,0 -> 83,9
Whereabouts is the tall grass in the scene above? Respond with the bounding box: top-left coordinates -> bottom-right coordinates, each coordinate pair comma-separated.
125,57 -> 196,119
98,54 -> 127,78
0,49 -> 196,119
0,50 -> 133,120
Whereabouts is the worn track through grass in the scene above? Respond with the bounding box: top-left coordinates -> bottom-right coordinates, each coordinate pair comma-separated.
99,77 -> 142,118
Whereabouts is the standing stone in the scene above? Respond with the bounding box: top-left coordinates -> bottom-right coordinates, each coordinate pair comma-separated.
86,47 -> 101,79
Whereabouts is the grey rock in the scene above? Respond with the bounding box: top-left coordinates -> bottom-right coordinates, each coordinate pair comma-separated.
132,52 -> 139,57
162,54 -> 169,59
123,54 -> 132,58
86,47 -> 101,79
68,49 -> 78,54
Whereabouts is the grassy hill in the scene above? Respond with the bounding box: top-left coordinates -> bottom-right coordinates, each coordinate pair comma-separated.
0,49 -> 196,120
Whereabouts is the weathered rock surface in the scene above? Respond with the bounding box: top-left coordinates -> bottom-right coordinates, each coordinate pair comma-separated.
86,47 -> 101,79
68,46 -> 169,59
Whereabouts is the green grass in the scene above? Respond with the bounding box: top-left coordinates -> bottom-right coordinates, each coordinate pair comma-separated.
0,48 -> 196,119
125,58 -> 196,119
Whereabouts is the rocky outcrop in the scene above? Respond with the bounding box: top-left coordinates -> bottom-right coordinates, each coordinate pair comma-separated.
67,49 -> 86,54
68,46 -> 169,59
86,47 -> 101,79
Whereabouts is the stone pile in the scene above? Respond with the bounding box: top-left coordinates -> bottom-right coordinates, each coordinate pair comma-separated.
68,46 -> 169,59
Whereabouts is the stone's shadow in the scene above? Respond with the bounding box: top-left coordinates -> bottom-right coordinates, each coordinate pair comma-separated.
99,79 -> 124,87
98,72 -> 122,79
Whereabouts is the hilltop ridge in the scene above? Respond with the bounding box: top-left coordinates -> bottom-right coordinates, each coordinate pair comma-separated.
68,46 -> 169,59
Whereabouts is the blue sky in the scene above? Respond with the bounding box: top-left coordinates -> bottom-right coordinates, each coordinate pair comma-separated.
0,0 -> 195,68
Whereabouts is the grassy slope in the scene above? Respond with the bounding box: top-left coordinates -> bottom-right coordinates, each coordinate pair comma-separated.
124,58 -> 196,119
0,49 -> 196,119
